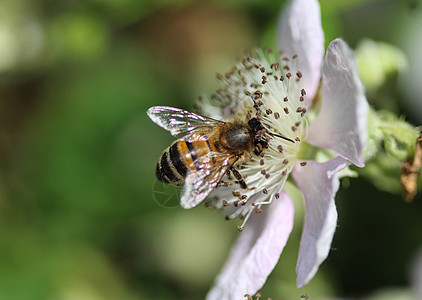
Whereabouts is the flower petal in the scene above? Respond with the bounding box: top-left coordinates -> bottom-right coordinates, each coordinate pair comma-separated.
292,157 -> 350,288
206,191 -> 294,300
276,0 -> 324,101
307,39 -> 369,167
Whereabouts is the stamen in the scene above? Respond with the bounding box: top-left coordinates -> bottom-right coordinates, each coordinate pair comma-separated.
237,206 -> 255,231
262,76 -> 267,84
202,48 -> 309,229
277,145 -> 284,153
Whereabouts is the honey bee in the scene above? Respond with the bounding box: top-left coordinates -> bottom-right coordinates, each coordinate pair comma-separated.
147,105 -> 293,209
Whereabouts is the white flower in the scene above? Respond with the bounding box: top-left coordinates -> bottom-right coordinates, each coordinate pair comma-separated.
199,0 -> 369,298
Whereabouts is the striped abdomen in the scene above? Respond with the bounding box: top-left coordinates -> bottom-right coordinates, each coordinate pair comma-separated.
156,138 -> 218,185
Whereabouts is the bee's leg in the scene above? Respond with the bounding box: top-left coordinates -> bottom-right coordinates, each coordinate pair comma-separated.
230,166 -> 248,190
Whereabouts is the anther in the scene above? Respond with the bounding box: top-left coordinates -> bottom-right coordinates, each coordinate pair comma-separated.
260,159 -> 265,166
263,189 -> 268,194
265,174 -> 270,179
259,67 -> 265,73
280,75 -> 285,81
261,169 -> 266,175
300,96 -> 304,102
292,54 -> 298,59
254,208 -> 263,213
283,97 -> 288,102
291,126 -> 297,132
283,107 -> 289,114
275,193 -> 280,199
295,137 -> 301,142
266,109 -> 272,115
254,90 -> 263,99
296,71 -> 303,78
300,162 -> 307,166
277,145 -> 283,153
283,159 -> 289,164
237,226 -> 243,232
245,91 -> 251,96
262,76 -> 267,84
222,200 -> 228,206
286,72 -> 292,79
295,121 -> 301,127
259,152 -> 265,158
301,88 -> 306,96
274,112 -> 280,119
241,195 -> 248,200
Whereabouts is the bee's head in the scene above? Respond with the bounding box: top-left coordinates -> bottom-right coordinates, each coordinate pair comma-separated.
248,118 -> 269,156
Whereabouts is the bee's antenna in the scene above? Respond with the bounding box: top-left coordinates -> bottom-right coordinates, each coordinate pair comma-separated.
250,96 -> 261,112
269,132 -> 295,143
250,96 -> 295,143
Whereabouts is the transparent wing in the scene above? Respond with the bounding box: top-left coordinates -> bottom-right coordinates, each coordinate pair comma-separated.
180,152 -> 235,209
147,106 -> 225,137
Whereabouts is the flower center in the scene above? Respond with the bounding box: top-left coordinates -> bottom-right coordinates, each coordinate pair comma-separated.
199,48 -> 308,231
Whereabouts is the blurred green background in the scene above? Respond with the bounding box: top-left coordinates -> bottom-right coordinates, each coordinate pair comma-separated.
1,0 -> 422,299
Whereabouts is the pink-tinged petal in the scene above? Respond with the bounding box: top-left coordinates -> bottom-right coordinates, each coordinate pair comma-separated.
292,157 -> 350,288
307,39 -> 369,167
206,191 -> 294,300
277,0 -> 324,101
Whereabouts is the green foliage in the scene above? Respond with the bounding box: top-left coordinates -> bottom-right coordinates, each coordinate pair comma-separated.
360,109 -> 420,194
0,0 -> 421,299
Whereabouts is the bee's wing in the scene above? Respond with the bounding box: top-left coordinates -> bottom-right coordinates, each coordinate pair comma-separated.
180,152 -> 235,209
147,106 -> 225,137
